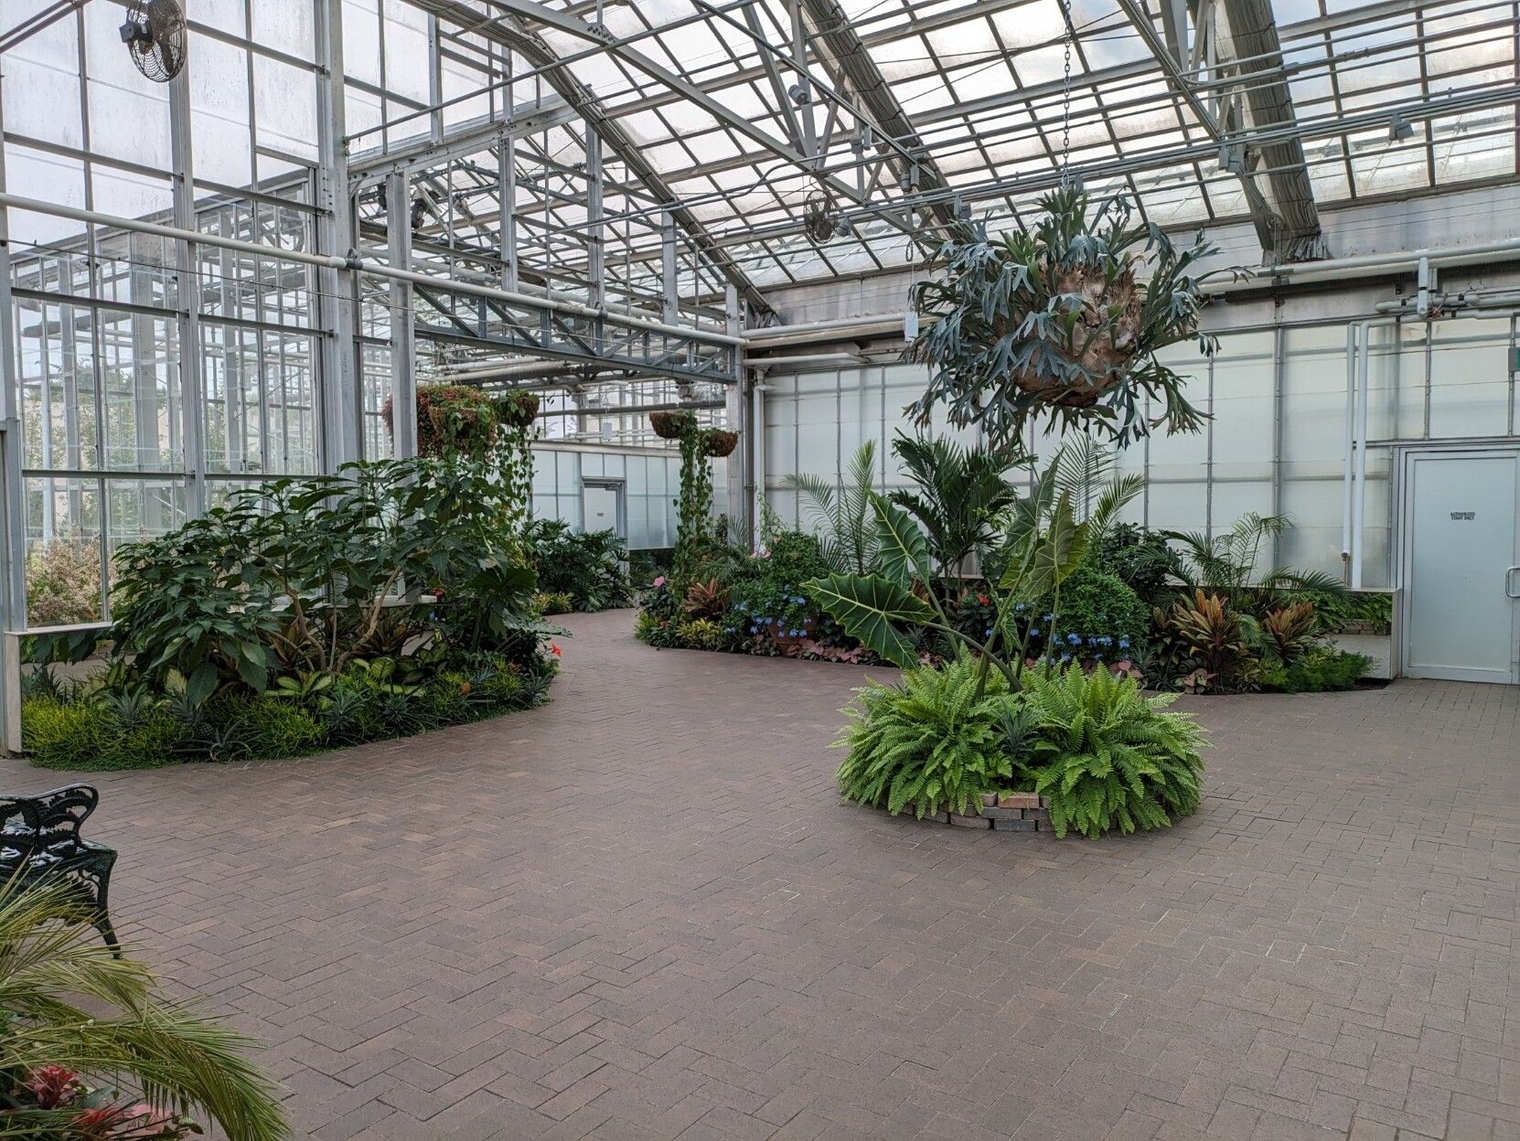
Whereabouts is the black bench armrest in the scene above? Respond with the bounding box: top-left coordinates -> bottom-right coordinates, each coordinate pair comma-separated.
0,785 -> 100,856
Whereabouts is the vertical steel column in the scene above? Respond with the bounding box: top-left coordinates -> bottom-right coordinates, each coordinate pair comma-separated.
427,15 -> 445,146
724,285 -> 745,538
586,126 -> 605,310
168,37 -> 206,517
1270,315 -> 1286,566
661,212 -> 678,325
499,137 -> 518,292
0,77 -> 28,635
315,0 -> 360,471
386,170 -> 416,460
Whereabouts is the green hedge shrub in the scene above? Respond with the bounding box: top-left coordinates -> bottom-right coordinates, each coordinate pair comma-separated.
1261,647 -> 1371,693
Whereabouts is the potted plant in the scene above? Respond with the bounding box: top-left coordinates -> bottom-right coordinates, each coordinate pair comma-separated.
702,429 -> 739,458
494,389 -> 540,429
649,410 -> 696,440
908,187 -> 1225,448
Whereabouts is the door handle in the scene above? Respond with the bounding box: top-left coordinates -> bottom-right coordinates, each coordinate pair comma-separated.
1508,566 -> 1520,599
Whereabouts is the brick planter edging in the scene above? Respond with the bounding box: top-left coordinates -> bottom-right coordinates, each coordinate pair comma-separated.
891,791 -> 1052,832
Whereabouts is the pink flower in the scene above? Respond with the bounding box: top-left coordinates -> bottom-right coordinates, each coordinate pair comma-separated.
549,643 -> 562,658
653,575 -> 666,588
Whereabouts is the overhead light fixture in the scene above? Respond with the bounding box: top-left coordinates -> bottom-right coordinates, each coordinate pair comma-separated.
1390,113 -> 1415,142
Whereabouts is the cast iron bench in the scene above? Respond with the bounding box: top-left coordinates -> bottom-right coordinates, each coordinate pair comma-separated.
0,784 -> 119,953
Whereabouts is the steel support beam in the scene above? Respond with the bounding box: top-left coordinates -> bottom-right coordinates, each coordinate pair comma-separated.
387,171 -> 417,460
408,0 -> 777,320
793,0 -> 960,232
315,0 -> 361,470
1219,0 -> 1326,261
167,35 -> 206,518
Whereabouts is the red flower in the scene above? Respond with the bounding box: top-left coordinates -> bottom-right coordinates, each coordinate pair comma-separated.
26,1065 -> 79,1109
976,594 -> 990,606
549,643 -> 562,658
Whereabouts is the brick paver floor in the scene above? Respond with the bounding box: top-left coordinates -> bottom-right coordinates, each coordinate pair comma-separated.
4,610 -> 1516,1140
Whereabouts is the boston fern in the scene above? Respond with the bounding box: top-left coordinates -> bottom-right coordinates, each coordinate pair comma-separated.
908,188 -> 1221,448
835,655 -> 1017,818
1023,665 -> 1207,839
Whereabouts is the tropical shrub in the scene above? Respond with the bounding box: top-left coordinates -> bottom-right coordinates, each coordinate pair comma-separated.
535,591 -> 575,615
1037,560 -> 1149,662
1095,522 -> 1181,607
23,651 -> 557,771
676,618 -> 728,651
107,456 -> 543,702
1261,647 -> 1371,693
888,432 -> 1025,577
1024,664 -> 1207,839
1169,512 -> 1346,617
1156,590 -> 1259,693
526,519 -> 632,612
834,655 -> 1020,818
0,877 -> 289,1140
683,578 -> 728,618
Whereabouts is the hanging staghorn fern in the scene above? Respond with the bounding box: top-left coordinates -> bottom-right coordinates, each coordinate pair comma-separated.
908,188 -> 1225,448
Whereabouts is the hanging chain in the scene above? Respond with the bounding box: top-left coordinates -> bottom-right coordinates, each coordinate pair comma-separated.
1059,0 -> 1075,187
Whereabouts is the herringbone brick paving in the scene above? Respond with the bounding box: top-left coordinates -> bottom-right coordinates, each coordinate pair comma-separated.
3,610 -> 1515,1140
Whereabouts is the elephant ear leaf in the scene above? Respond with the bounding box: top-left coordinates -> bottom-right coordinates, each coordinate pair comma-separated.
803,574 -> 936,668
871,494 -> 931,588
1026,492 -> 1090,598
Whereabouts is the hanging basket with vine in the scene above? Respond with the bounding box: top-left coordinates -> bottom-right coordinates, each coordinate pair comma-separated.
908,188 -> 1225,448
701,429 -> 739,458
649,410 -> 696,440
494,389 -> 540,430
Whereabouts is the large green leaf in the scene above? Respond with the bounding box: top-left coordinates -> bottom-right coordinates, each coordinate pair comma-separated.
1028,494 -> 1090,598
871,494 -> 931,588
803,574 -> 936,668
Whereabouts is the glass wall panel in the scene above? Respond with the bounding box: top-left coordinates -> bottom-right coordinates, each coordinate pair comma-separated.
1428,318 -> 1511,438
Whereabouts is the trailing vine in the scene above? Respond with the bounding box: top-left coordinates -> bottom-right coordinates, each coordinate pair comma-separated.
491,393 -> 538,541
672,418 -> 716,589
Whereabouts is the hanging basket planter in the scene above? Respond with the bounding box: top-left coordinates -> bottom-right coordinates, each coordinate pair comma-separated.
649,410 -> 696,440
701,429 -> 739,458
908,187 -> 1228,448
494,390 -> 540,429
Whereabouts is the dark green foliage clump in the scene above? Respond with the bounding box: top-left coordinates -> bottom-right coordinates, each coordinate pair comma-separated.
1024,665 -> 1207,838
1261,647 -> 1372,693
527,518 -> 632,611
22,456 -> 560,771
832,657 -> 1208,840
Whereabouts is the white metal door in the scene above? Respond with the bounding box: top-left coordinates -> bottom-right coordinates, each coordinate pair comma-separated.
582,483 -> 623,537
1401,449 -> 1520,683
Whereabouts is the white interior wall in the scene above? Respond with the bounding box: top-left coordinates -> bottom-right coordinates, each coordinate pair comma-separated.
758,289 -> 1520,589
531,443 -> 728,550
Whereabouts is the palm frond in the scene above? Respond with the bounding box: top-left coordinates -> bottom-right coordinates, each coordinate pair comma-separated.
0,875 -> 290,1141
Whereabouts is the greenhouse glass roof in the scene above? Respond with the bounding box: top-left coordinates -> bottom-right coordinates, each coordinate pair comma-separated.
387,0 -> 1520,288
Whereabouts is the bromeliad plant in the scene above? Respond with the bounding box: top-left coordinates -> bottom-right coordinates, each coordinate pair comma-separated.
908,188 -> 1221,449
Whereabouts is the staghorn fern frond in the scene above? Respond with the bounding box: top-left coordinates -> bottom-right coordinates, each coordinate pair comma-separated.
0,875 -> 289,1141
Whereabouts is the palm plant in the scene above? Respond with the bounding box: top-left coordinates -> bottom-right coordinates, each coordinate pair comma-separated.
887,432 -> 1026,578
782,440 -> 880,574
0,876 -> 289,1140
1168,512 -> 1345,615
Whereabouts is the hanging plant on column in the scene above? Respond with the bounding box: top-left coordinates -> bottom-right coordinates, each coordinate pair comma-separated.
671,417 -> 716,590
908,187 -> 1223,449
491,390 -> 539,540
